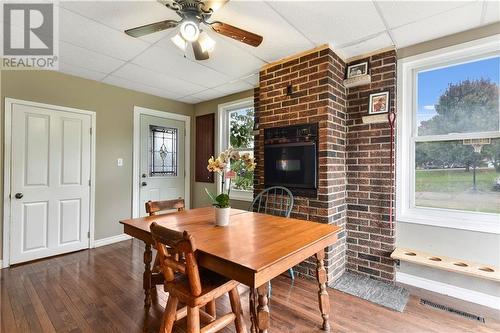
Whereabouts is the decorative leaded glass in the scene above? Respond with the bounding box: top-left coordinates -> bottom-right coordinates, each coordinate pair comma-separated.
150,125 -> 177,176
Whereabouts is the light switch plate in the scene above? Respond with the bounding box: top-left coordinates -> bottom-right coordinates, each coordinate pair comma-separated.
117,158 -> 123,167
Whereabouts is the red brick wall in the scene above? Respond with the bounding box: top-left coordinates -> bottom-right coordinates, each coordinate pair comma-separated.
345,50 -> 397,282
254,47 -> 347,282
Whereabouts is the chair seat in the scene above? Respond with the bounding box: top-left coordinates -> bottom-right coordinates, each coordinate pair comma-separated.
164,268 -> 239,307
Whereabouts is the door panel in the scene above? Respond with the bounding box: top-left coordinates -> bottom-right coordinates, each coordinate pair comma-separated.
22,201 -> 48,251
10,102 -> 92,264
147,188 -> 161,203
139,114 -> 185,216
25,114 -> 50,186
59,199 -> 81,245
61,118 -> 83,185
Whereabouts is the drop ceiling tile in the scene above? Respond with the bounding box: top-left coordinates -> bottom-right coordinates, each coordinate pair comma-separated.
57,62 -> 108,82
59,7 -> 150,61
338,32 -> 394,59
210,1 -> 314,62
155,33 -> 265,80
483,0 -> 500,25
103,75 -> 179,100
58,1 -> 179,44
188,33 -> 265,80
241,73 -> 259,86
131,46 -> 231,88
112,63 -> 206,96
188,89 -> 227,101
177,96 -> 204,104
59,41 -> 125,74
213,80 -> 254,95
267,1 -> 386,47
391,1 -> 484,48
375,1 -> 472,29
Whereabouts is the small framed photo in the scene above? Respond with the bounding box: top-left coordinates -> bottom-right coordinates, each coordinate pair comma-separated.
346,61 -> 368,79
368,91 -> 389,115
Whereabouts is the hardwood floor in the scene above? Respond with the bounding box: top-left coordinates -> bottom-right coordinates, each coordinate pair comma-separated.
1,239 -> 499,333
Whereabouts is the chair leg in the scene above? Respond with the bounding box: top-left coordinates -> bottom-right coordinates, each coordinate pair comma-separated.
160,296 -> 178,333
268,281 -> 272,299
205,300 -> 216,321
229,287 -> 248,333
289,268 -> 295,280
152,253 -> 160,273
187,306 -> 200,333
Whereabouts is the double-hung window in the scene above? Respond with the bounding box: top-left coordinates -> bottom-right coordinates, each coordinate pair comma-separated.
397,36 -> 500,233
217,97 -> 255,201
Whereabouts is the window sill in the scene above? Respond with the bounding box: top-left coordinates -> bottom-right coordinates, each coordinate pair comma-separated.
229,189 -> 253,202
397,208 -> 500,234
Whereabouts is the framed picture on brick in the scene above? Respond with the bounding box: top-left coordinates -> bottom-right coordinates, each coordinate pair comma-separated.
368,91 -> 390,115
346,61 -> 368,79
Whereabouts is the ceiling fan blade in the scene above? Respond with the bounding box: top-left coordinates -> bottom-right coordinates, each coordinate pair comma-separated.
210,22 -> 263,47
202,0 -> 229,12
125,20 -> 178,38
157,0 -> 174,6
192,40 -> 210,60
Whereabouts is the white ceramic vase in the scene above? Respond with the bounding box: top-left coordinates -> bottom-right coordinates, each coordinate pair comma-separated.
215,207 -> 231,226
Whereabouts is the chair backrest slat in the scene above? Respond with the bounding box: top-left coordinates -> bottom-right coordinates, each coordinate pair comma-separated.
150,222 -> 202,296
145,198 -> 185,216
279,188 -> 284,215
264,192 -> 269,214
249,186 -> 294,218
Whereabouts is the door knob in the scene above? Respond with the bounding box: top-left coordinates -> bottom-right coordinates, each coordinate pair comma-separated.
14,193 -> 23,199
141,182 -> 147,187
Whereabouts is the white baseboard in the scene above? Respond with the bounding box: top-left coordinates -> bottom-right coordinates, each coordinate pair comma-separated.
93,234 -> 131,248
396,272 -> 500,310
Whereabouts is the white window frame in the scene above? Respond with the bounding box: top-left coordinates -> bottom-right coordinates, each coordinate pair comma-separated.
216,97 -> 254,202
397,35 -> 500,234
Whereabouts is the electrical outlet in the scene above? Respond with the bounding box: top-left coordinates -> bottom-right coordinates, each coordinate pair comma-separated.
117,158 -> 123,167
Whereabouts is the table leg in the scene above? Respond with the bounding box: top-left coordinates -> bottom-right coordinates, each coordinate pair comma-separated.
143,243 -> 152,310
315,249 -> 331,331
249,289 -> 256,333
256,283 -> 270,333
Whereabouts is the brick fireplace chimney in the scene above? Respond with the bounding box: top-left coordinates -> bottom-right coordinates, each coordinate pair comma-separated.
253,45 -> 348,283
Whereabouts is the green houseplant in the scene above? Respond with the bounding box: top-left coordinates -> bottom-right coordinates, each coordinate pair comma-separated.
206,148 -> 256,226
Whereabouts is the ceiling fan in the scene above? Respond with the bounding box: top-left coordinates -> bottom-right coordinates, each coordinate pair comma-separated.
124,0 -> 263,60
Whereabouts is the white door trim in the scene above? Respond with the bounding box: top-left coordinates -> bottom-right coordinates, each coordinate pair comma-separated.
132,106 -> 191,218
3,98 -> 96,268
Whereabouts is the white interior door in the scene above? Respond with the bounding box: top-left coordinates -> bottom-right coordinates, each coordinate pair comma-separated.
139,114 -> 185,216
10,102 -> 92,264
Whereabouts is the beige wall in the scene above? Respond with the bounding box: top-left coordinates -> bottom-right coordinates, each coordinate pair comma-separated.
1,70 -> 194,259
398,22 -> 500,58
191,89 -> 254,210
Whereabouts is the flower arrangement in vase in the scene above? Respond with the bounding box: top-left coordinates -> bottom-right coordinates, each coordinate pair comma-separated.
206,148 -> 256,226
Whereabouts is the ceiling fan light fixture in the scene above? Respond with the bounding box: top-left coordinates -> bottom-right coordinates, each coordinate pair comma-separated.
198,32 -> 216,53
179,20 -> 200,42
171,33 -> 187,51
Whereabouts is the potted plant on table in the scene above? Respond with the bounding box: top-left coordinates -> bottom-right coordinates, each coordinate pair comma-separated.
206,148 -> 256,226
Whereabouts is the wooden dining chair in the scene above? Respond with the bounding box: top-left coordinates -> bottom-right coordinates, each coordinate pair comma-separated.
146,198 -> 185,273
249,186 -> 295,296
150,222 -> 247,333
145,197 -> 185,216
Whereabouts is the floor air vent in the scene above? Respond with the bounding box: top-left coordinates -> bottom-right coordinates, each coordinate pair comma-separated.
420,299 -> 485,323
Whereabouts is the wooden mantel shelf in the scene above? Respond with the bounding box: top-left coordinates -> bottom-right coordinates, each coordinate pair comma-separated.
391,247 -> 500,282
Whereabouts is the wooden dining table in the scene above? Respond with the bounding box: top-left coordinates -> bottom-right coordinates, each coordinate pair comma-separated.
120,206 -> 340,332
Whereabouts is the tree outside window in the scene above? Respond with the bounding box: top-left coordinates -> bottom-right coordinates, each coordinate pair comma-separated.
415,57 -> 500,214
228,107 -> 254,192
